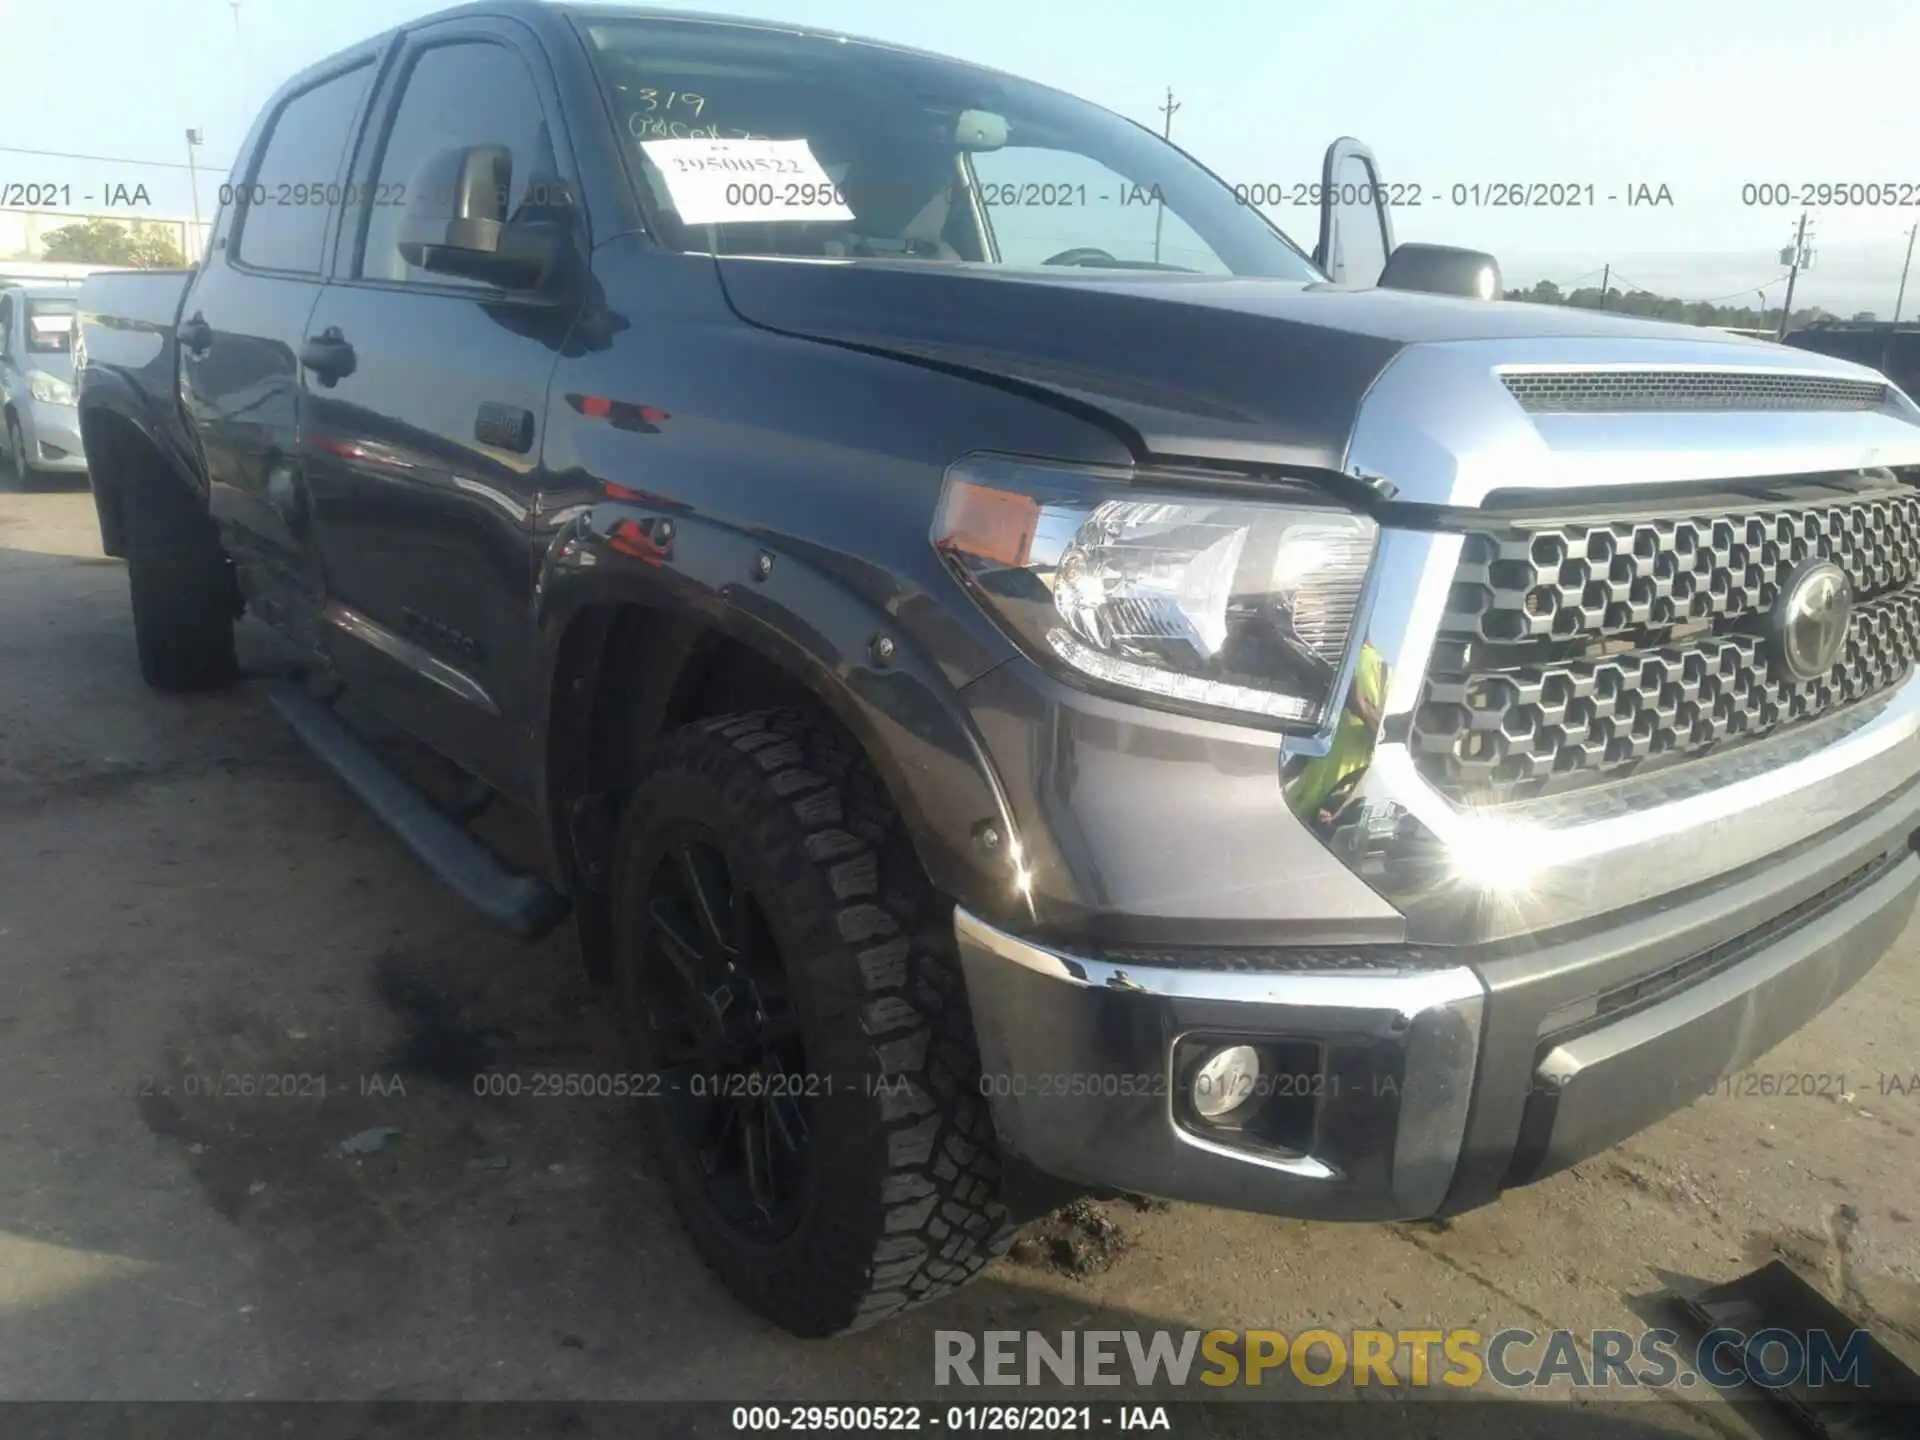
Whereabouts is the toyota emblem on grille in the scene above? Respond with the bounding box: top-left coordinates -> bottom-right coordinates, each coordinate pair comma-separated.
1769,559 -> 1853,683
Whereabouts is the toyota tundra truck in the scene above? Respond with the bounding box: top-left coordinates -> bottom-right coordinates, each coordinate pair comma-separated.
74,1 -> 1920,1337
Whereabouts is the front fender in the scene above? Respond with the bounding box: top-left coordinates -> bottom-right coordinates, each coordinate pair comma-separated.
534,493 -> 1036,930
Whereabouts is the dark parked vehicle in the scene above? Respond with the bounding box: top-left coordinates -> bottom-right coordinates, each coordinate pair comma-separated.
76,2 -> 1920,1337
1782,319 -> 1920,403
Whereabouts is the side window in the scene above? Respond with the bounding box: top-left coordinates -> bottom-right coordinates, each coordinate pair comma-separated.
237,62 -> 374,273
356,42 -> 558,287
967,148 -> 1230,273
0,296 -> 12,357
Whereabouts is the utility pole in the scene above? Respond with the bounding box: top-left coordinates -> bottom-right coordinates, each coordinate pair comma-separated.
1895,222 -> 1917,325
1597,263 -> 1610,310
1778,211 -> 1813,340
1152,87 -> 1179,266
231,1 -> 248,153
184,129 -> 204,261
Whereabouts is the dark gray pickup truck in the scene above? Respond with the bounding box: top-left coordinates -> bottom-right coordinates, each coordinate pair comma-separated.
75,1 -> 1920,1337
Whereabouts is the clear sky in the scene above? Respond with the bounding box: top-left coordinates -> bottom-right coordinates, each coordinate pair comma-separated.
4,0 -> 1916,313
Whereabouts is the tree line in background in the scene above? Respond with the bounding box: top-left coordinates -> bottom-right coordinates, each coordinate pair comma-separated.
32,217 -> 187,268
1504,278 -> 1880,331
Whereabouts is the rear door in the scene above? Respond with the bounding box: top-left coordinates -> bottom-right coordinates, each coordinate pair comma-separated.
299,16 -> 582,796
185,49 -> 381,607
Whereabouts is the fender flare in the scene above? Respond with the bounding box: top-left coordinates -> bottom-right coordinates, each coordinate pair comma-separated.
78,369 -> 208,558
533,500 -> 1035,931
78,367 -> 206,500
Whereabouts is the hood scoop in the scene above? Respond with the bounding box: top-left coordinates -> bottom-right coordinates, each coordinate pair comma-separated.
1502,369 -> 1889,414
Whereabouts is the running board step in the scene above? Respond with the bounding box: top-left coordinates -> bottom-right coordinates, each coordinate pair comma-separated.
269,681 -> 570,941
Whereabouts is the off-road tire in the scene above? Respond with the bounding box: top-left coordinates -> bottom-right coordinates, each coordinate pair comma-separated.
611,707 -> 1018,1335
126,478 -> 237,692
4,413 -> 30,488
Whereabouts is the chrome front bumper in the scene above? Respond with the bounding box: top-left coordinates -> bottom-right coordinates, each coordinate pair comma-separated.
957,775 -> 1920,1219
954,907 -> 1486,1221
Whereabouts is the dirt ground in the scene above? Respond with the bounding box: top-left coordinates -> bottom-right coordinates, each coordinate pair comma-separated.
3,481 -> 1918,1436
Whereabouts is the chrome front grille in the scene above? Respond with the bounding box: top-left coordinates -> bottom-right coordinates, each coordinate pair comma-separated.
1411,474 -> 1920,800
1501,370 -> 1890,414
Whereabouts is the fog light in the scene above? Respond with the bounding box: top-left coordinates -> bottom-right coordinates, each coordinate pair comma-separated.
1190,1044 -> 1261,1121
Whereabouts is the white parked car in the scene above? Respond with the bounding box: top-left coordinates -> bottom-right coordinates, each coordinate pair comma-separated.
0,286 -> 86,479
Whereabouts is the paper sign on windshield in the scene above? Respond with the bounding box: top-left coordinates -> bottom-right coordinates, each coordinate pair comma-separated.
639,137 -> 854,226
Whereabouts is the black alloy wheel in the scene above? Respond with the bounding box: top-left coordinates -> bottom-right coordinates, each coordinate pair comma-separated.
608,709 -> 1019,1335
634,826 -> 809,1238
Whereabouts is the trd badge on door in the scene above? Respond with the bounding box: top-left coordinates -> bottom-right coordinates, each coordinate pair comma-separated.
475,402 -> 535,453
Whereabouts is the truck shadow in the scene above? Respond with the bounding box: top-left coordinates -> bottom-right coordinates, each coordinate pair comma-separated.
67,929 -> 1720,1431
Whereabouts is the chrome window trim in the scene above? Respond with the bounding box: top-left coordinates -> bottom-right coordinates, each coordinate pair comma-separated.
952,906 -> 1483,1012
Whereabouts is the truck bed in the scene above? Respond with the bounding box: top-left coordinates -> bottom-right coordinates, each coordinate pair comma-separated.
76,268 -> 191,392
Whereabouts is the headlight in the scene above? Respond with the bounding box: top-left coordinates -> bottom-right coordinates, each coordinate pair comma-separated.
933,456 -> 1377,728
28,371 -> 74,405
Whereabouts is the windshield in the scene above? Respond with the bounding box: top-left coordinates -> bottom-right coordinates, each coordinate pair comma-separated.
581,19 -> 1318,279
25,297 -> 75,354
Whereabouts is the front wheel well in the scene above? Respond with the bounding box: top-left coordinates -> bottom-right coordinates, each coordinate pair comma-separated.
592,608 -> 821,797
550,602 -> 900,981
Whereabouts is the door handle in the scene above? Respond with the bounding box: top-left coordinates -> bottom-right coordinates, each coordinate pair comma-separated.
178,313 -> 213,355
300,326 -> 356,386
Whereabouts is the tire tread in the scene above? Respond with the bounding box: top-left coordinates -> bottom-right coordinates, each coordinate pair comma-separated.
622,707 -> 1016,1335
126,479 -> 236,692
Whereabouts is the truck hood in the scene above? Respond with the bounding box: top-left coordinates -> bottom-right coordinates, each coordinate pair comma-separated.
713,259 -> 1855,481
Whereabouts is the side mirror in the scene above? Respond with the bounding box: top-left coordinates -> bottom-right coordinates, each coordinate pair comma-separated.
1313,138 -> 1394,288
1378,244 -> 1504,301
397,145 -> 564,292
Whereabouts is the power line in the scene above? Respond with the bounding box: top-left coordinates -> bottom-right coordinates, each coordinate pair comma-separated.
1605,270 -> 1792,309
1515,268 -> 1605,293
1603,271 -> 1659,295
0,143 -> 231,174
1676,277 -> 1788,306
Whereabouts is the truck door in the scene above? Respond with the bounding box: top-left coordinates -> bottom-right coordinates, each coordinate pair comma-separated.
182,50 -> 380,610
298,17 -> 581,798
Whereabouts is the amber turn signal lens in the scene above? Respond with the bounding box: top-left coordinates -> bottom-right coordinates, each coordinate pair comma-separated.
933,479 -> 1041,569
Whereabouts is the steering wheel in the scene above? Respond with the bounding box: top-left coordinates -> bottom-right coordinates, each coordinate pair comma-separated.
1042,246 -> 1118,267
